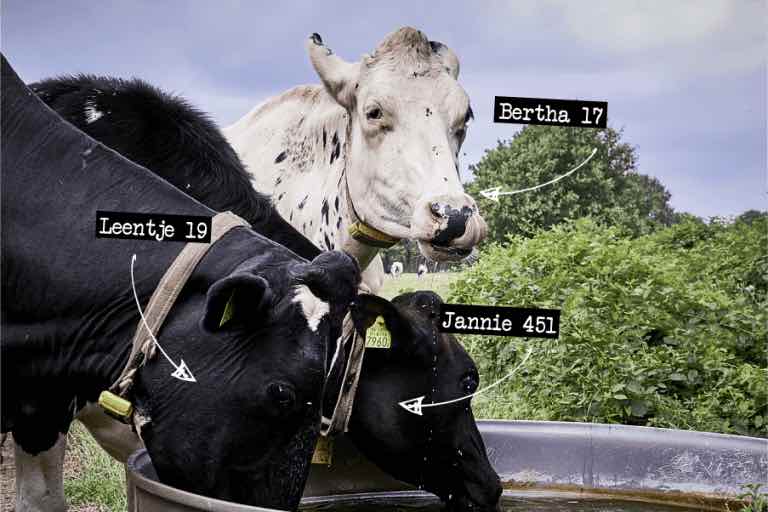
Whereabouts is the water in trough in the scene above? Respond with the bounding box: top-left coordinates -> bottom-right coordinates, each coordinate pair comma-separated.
299,491 -> 704,511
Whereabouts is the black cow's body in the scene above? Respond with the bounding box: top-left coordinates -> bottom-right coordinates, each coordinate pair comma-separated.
30,74 -> 321,261
1,55 -> 360,511
28,73 -> 503,511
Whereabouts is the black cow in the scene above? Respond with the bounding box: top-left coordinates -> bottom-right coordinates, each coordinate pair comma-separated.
29,74 -> 321,261
33,75 -> 503,511
1,55 -> 360,511
350,291 -> 502,511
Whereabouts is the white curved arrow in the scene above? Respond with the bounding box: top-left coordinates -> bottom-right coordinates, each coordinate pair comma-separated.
130,254 -> 196,383
480,147 -> 598,202
398,348 -> 533,415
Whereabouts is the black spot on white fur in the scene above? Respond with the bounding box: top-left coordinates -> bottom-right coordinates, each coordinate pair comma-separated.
320,198 -> 330,225
329,132 -> 341,165
275,151 -> 287,163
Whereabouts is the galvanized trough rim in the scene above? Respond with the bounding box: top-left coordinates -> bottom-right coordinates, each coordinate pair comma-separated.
127,420 -> 768,511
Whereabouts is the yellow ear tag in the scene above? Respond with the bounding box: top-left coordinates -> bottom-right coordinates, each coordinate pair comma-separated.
311,436 -> 334,465
98,391 -> 133,423
219,293 -> 235,327
365,316 -> 391,349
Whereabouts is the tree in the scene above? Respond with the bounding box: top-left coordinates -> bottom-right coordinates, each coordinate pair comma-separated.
466,126 -> 676,242
736,209 -> 768,225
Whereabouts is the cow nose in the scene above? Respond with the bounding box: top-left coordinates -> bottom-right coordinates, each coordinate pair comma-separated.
410,193 -> 488,261
430,204 -> 473,247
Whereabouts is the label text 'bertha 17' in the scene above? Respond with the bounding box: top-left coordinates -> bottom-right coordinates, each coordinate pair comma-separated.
439,303 -> 560,339
494,96 -> 607,128
96,211 -> 212,243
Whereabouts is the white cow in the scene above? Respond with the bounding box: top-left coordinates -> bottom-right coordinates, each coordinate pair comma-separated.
225,27 -> 487,294
390,261 -> 403,278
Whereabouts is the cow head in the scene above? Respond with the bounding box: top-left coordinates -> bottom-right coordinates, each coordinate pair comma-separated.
132,251 -> 360,510
307,27 -> 488,262
349,292 -> 502,511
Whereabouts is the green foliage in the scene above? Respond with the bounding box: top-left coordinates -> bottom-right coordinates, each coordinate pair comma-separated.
737,483 -> 768,512
466,126 -> 676,241
449,217 -> 767,436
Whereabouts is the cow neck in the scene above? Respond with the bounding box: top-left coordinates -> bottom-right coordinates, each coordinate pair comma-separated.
1,55 -> 211,403
319,313 -> 365,437
339,114 -> 400,269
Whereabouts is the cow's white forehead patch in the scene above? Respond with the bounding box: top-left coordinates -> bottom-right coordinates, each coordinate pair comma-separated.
292,285 -> 329,332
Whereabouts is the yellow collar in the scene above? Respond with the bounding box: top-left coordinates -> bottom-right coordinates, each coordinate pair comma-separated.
348,220 -> 400,248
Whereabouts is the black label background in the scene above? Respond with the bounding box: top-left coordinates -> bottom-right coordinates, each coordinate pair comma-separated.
95,210 -> 212,243
494,96 -> 608,128
439,303 -> 560,339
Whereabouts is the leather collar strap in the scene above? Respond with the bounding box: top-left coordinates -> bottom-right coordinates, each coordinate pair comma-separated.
320,313 -> 367,436
108,211 -> 250,400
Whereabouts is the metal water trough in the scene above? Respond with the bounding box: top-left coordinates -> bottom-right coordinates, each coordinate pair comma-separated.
126,420 -> 768,511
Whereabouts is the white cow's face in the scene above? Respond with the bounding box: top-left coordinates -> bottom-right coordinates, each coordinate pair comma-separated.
307,28 -> 487,261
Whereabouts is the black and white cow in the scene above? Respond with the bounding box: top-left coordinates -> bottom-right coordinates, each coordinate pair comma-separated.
32,73 -> 502,511
225,27 -> 490,293
1,55 -> 361,512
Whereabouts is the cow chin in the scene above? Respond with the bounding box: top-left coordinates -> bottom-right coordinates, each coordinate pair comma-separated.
445,491 -> 502,512
424,475 -> 501,512
416,238 -> 476,262
410,199 -> 488,262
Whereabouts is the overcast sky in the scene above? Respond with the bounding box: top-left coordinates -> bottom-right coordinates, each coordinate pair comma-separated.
3,1 -> 765,218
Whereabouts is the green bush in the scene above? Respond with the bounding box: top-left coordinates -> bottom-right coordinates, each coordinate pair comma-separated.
449,217 -> 767,436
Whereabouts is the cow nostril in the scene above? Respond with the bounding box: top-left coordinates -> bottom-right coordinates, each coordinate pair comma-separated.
430,202 -> 443,218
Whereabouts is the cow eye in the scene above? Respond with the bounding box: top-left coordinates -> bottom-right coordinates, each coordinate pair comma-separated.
267,382 -> 296,409
366,107 -> 383,121
460,373 -> 479,394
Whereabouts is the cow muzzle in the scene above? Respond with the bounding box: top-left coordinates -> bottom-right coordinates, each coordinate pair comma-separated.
411,193 -> 488,262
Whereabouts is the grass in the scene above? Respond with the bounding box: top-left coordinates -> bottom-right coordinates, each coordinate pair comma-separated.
64,422 -> 126,512
377,272 -> 460,301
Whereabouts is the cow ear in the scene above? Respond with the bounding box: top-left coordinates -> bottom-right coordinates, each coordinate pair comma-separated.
429,40 -> 460,79
291,251 -> 360,304
351,294 -> 415,348
200,273 -> 273,332
306,32 -> 360,110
